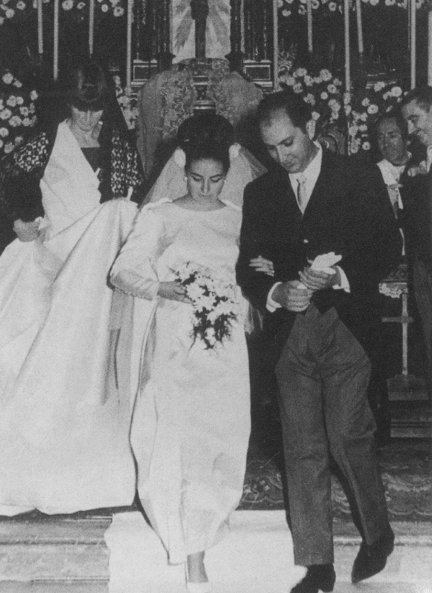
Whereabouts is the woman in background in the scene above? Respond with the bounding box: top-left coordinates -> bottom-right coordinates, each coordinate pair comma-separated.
0,59 -> 143,515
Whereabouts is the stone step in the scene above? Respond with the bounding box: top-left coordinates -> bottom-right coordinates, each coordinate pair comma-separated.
390,400 -> 432,438
388,374 -> 429,402
0,513 -> 431,591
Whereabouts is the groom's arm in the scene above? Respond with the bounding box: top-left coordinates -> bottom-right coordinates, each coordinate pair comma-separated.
236,184 -> 276,310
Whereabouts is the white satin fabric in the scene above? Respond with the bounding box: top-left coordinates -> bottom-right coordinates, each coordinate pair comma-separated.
0,122 -> 139,515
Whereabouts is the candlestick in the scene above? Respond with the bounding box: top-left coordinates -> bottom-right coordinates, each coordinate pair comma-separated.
410,0 -> 416,89
343,0 -> 350,93
53,0 -> 59,80
307,0 -> 313,54
126,0 -> 133,90
37,0 -> 43,55
89,0 -> 95,57
355,0 -> 364,56
428,9 -> 432,86
273,0 -> 279,90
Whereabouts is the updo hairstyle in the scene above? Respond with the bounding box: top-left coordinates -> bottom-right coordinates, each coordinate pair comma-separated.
66,59 -> 109,112
177,113 -> 235,175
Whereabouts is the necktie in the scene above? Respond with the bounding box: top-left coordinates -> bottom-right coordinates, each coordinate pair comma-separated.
296,174 -> 308,213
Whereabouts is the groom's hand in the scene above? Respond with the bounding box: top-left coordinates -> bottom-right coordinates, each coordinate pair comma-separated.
299,265 -> 341,291
272,280 -> 312,312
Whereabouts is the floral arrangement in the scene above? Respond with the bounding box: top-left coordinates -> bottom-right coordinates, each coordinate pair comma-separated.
0,0 -> 126,26
113,75 -> 138,130
0,70 -> 38,158
277,0 -> 427,16
174,261 -> 239,350
347,80 -> 404,154
278,65 -> 344,136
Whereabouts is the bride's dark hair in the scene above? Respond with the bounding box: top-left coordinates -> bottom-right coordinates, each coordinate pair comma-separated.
178,113 -> 234,174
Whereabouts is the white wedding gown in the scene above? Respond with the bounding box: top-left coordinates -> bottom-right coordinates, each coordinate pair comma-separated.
111,199 -> 251,564
0,122 -> 138,515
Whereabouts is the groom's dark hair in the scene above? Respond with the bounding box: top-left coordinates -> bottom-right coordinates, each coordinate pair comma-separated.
257,89 -> 311,133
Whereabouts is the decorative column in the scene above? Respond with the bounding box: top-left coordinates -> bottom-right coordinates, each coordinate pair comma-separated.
37,0 -> 43,57
428,3 -> 432,86
410,0 -> 416,89
190,0 -> 209,60
343,0 -> 351,94
133,0 -> 144,59
126,0 -> 133,89
149,0 -> 158,63
307,0 -> 313,54
53,0 -> 59,79
243,0 -> 256,60
89,0 -> 95,57
273,0 -> 279,90
262,0 -> 273,60
226,0 -> 243,72
157,0 -> 173,69
355,0 -> 364,61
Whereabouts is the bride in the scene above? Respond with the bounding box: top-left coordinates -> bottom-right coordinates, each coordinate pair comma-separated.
110,114 -> 268,592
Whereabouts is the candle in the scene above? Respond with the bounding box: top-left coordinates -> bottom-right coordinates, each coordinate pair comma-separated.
307,0 -> 313,54
126,0 -> 133,90
53,0 -> 59,80
37,0 -> 43,55
410,0 -> 416,89
89,0 -> 95,57
343,0 -> 350,93
355,0 -> 364,56
273,0 -> 279,90
428,9 -> 432,86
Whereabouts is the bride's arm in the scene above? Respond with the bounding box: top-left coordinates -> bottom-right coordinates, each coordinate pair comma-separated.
110,207 -> 164,300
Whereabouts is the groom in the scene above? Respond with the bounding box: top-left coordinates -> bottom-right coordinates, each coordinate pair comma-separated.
237,90 -> 400,593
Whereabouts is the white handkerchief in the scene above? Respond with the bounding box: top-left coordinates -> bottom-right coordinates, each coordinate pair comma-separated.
298,251 -> 342,289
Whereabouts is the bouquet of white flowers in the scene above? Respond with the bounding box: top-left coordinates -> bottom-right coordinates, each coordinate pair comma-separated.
174,262 -> 239,350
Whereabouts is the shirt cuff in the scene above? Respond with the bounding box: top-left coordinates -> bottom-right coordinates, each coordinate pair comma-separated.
266,282 -> 282,312
333,266 -> 350,293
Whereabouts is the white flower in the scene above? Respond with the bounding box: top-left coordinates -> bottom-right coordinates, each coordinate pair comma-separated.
362,141 -> 371,150
14,135 -> 24,146
0,109 -> 12,120
22,117 -> 32,126
113,5 -> 124,16
30,90 -> 39,101
328,2 -> 337,11
361,97 -> 370,107
367,104 -> 379,114
16,96 -> 24,105
229,143 -> 241,160
20,106 -> 29,116
327,84 -> 337,94
304,75 -> 314,87
6,96 -> 17,108
2,73 -> 14,85
311,111 -> 320,121
293,83 -> 303,94
0,127 -> 9,137
391,86 -> 403,98
5,8 -> 15,18
77,1 -> 85,8
320,91 -> 329,100
282,8 -> 291,15
294,68 -> 307,77
16,1 -> 26,9
173,147 -> 186,168
101,3 -> 109,11
8,116 -> 21,127
320,69 -> 332,82
13,80 -> 23,88
4,142 -> 14,153
62,0 -> 73,9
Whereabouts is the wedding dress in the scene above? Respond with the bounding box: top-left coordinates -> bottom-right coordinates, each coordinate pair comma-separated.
0,122 -> 138,515
110,199 -> 251,564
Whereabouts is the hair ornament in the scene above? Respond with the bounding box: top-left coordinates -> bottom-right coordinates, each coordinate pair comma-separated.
229,143 -> 241,161
173,147 -> 186,168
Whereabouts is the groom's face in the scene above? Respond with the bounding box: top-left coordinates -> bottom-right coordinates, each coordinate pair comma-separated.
260,109 -> 314,174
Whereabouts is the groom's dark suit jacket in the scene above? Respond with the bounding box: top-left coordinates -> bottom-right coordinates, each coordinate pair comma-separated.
237,150 -> 402,363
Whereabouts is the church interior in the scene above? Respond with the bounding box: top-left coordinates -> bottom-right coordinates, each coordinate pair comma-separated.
0,0 -> 431,591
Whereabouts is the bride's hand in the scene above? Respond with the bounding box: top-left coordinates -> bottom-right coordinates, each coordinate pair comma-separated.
13,218 -> 41,242
249,255 -> 275,277
158,281 -> 191,303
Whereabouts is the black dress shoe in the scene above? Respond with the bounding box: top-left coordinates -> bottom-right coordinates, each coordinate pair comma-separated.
290,564 -> 336,593
351,526 -> 395,583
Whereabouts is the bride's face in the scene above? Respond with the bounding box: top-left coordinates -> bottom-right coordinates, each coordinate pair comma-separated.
185,158 -> 226,204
